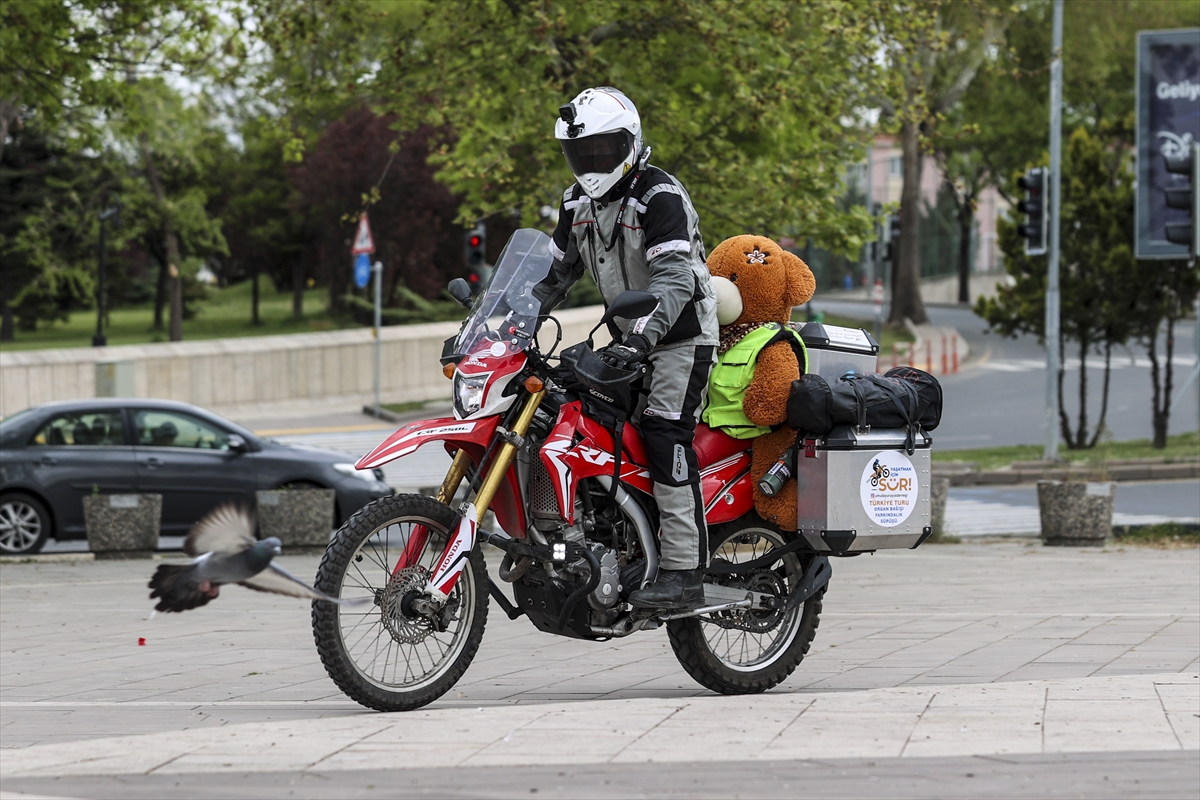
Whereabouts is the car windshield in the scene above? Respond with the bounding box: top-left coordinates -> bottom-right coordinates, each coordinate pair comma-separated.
453,228 -> 553,357
0,408 -> 35,430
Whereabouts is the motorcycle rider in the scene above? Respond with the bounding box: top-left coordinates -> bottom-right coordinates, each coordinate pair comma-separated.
532,87 -> 719,610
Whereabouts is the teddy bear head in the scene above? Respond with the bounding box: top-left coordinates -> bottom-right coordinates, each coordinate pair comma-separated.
706,235 -> 816,326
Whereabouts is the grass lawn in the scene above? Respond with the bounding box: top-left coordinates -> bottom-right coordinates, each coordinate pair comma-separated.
933,431 -> 1200,469
1112,522 -> 1200,549
3,281 -> 349,351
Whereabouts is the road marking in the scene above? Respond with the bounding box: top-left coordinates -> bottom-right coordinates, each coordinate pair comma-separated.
253,423 -> 395,436
0,702 -> 359,708
976,355 -> 1197,374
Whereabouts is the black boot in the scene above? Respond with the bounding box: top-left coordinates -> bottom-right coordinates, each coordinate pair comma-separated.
628,568 -> 705,610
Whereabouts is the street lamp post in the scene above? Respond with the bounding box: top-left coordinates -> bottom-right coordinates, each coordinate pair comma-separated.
373,260 -> 382,418
93,203 -> 120,347
1043,0 -> 1064,462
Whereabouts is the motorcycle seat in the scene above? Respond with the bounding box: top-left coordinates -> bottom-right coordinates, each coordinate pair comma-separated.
692,422 -> 750,468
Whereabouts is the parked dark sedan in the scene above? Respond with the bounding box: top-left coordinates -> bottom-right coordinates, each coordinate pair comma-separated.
0,399 -> 393,555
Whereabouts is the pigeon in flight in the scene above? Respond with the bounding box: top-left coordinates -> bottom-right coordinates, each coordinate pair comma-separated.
148,504 -> 358,613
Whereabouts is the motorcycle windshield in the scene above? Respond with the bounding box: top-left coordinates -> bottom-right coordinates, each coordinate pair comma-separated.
453,228 -> 554,357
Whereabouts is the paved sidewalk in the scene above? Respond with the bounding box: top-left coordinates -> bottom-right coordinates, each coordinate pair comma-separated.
1,542 -> 1196,798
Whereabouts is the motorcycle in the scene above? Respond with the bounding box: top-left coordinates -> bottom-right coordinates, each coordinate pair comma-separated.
312,228 -> 835,712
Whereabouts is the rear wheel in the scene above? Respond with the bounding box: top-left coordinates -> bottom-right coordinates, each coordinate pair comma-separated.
312,494 -> 487,711
0,493 -> 51,556
667,521 -> 822,694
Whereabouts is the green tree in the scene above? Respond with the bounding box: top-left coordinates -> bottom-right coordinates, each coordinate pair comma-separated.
976,128 -> 1138,449
869,0 -> 1011,326
106,79 -> 229,338
362,0 -> 875,254
0,123 -> 116,338
1124,261 -> 1200,449
963,0 -> 1199,448
1,1 -> 244,341
0,1 -> 243,162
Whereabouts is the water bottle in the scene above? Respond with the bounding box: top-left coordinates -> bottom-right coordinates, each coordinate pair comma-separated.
758,444 -> 798,497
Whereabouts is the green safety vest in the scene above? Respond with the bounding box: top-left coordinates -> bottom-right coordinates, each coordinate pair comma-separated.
702,323 -> 808,439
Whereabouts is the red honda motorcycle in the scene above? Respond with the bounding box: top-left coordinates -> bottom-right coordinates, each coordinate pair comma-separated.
312,229 -> 830,712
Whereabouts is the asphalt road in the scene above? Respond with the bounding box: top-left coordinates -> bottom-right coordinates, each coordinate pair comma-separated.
812,299 -> 1200,449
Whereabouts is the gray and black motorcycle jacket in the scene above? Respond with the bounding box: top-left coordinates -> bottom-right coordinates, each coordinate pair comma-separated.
534,166 -> 718,349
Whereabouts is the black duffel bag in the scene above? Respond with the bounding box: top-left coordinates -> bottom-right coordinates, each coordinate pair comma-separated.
787,367 -> 942,449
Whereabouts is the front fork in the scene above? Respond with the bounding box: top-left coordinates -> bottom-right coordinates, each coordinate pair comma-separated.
399,391 -> 546,601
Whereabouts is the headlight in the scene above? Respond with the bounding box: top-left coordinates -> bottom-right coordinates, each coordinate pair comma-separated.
333,463 -> 384,483
453,372 -> 489,417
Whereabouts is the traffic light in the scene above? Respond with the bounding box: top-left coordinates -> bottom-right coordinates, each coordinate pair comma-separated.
463,221 -> 487,293
1016,168 -> 1048,256
1164,146 -> 1199,256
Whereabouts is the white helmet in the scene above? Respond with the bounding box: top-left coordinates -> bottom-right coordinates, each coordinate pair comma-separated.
555,87 -> 643,200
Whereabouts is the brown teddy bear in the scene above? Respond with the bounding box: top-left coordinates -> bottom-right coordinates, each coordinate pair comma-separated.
702,235 -> 816,529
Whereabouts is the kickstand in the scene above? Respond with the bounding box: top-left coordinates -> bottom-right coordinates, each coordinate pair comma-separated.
487,579 -> 525,620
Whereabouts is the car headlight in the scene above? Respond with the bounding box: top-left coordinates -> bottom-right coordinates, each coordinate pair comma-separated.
453,372 -> 489,417
333,463 -> 385,483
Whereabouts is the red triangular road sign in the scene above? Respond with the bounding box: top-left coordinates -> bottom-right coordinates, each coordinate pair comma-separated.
352,212 -> 375,255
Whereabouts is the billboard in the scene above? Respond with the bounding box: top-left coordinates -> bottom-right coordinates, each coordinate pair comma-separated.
1135,29 -> 1200,259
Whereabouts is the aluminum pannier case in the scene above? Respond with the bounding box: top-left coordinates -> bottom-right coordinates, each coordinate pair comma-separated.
795,425 -> 933,554
797,322 -> 879,380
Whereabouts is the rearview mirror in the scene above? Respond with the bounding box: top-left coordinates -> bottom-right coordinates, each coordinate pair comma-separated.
226,434 -> 248,452
447,278 -> 473,307
602,290 -> 658,324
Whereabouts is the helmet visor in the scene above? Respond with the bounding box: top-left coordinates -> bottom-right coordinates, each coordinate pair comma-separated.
561,131 -> 633,177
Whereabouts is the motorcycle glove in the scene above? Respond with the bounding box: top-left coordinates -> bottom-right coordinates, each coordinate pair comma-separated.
599,333 -> 651,369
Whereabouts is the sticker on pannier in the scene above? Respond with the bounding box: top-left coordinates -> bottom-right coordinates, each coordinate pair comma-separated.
859,450 -> 919,527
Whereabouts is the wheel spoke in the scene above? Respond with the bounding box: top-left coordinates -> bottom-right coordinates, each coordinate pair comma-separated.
323,503 -> 479,694
696,528 -> 807,670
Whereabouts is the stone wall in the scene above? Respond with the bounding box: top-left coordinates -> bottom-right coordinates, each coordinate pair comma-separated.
0,306 -> 612,417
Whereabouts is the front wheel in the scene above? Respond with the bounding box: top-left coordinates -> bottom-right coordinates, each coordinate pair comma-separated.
667,521 -> 823,694
312,494 -> 488,712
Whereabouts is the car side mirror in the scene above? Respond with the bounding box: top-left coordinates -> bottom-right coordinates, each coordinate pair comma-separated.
447,278 -> 473,308
226,434 -> 248,452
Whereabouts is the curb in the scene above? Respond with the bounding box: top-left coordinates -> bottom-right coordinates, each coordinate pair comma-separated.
934,457 -> 1200,486
0,552 -> 96,564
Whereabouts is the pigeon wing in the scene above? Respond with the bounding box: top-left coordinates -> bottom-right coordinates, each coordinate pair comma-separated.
239,562 -> 347,603
185,504 -> 256,556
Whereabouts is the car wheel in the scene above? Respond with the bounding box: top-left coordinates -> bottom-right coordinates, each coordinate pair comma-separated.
0,493 -> 52,556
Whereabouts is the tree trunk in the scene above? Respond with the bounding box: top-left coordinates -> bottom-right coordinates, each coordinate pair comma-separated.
889,120 -> 928,326
1153,317 -> 1176,448
956,198 -> 973,304
1056,330 -> 1071,449
1088,341 -> 1113,448
251,260 -> 261,326
0,98 -> 18,167
169,264 -> 182,341
153,258 -> 167,331
1147,321 -> 1164,448
1,263 -> 13,342
1072,338 -> 1090,449
138,135 -> 184,342
292,260 -> 304,318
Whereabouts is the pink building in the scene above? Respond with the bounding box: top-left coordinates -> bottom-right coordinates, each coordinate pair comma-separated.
860,135 -> 1007,274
